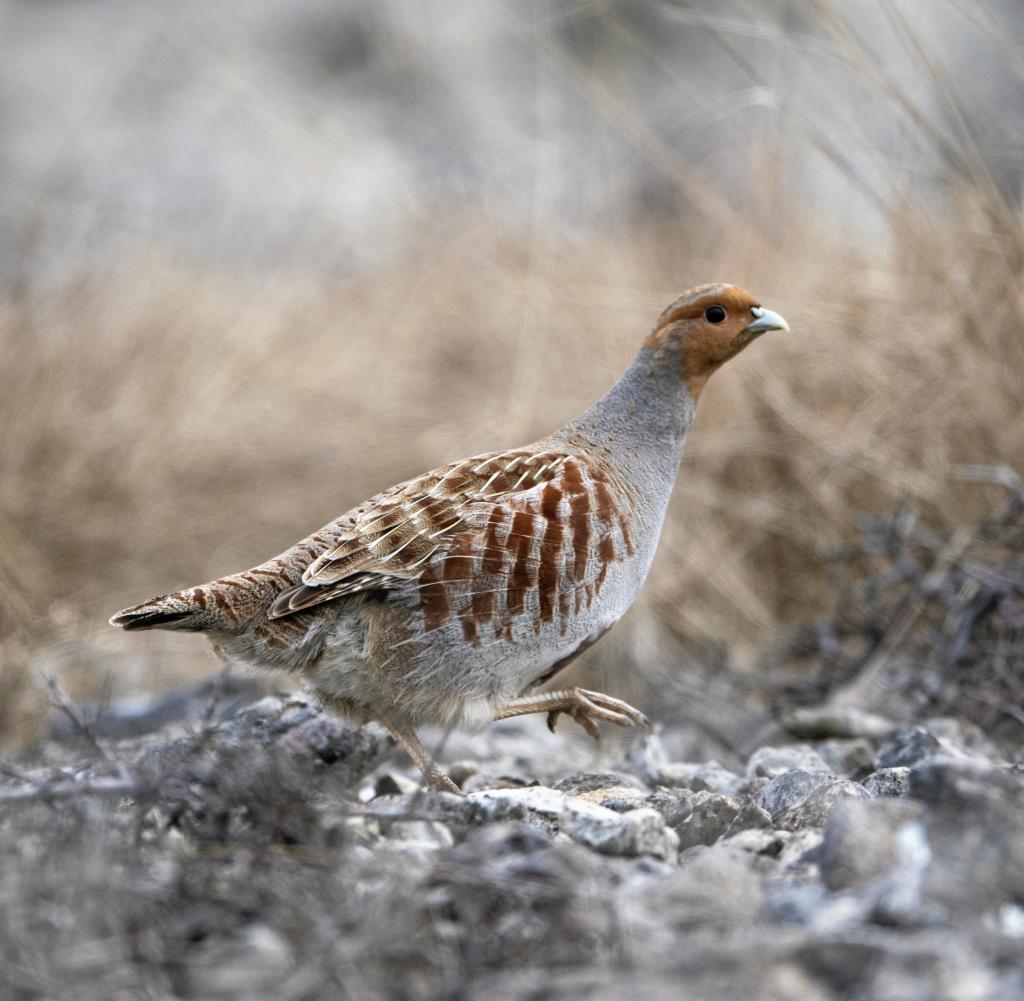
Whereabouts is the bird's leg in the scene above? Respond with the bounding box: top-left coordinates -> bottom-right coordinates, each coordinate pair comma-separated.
380,719 -> 461,795
495,687 -> 651,741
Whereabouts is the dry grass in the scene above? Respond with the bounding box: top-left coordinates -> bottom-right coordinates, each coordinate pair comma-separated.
1,2 -> 1022,745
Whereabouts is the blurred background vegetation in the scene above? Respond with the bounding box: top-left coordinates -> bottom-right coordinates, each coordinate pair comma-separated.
1,0 -> 1022,746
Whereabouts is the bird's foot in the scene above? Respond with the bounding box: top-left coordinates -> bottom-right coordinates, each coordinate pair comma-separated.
425,766 -> 463,796
545,687 -> 651,741
380,717 -> 463,796
495,687 -> 650,742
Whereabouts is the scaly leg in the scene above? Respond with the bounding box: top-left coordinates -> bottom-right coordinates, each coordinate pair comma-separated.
496,687 -> 651,741
381,719 -> 461,795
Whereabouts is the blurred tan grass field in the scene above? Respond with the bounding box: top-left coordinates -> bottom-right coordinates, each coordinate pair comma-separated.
1,1 -> 1022,744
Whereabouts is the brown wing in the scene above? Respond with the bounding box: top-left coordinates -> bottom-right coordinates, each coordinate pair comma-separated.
267,448 -> 573,618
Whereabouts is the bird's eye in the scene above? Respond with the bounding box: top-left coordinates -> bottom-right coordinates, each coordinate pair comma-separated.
704,305 -> 727,324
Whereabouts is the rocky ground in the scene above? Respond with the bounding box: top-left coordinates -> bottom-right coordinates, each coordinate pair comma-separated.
2,686 -> 1023,1001
3,488 -> 1023,1000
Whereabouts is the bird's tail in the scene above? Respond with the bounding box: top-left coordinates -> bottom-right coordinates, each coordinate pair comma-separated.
109,589 -> 209,632
111,566 -> 293,633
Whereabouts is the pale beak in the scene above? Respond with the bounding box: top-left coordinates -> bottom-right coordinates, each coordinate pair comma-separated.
745,306 -> 789,334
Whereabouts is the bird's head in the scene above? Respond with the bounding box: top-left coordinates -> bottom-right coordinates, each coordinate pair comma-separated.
645,283 -> 788,399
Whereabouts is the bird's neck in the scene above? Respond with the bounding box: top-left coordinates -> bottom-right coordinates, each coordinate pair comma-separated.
557,344 -> 696,486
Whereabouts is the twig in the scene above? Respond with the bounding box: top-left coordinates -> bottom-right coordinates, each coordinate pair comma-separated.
37,671 -> 132,779
954,464 -> 1024,501
0,754 -> 33,783
0,776 -> 137,804
828,527 -> 974,708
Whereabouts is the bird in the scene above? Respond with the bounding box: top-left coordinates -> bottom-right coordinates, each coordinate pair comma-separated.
110,283 -> 788,793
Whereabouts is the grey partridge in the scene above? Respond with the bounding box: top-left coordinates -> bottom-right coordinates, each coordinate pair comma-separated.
111,283 -> 788,792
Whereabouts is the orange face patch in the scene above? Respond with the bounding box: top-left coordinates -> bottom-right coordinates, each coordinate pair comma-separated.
645,284 -> 766,398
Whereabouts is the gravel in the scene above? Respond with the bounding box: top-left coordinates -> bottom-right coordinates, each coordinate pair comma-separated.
2,691 -> 1023,1000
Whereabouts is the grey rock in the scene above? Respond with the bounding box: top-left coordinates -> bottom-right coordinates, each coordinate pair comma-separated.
643,788 -> 695,827
674,791 -> 741,850
186,923 -> 293,996
284,715 -> 393,775
461,820 -> 553,859
724,828 -> 787,857
365,790 -> 492,831
907,756 -> 1022,807
372,772 -> 408,798
446,760 -> 480,788
460,770 -> 536,793
776,828 -> 826,870
819,798 -> 924,890
866,820 -> 946,928
764,882 -> 831,925
575,786 -> 648,813
876,726 -> 942,768
756,770 -> 869,830
862,767 -> 912,798
386,818 -> 456,853
814,738 -> 875,778
747,745 -> 833,779
724,799 -> 773,838
554,771 -> 647,796
924,716 -> 1005,762
560,801 -> 679,859
618,731 -> 670,786
467,786 -> 566,824
783,705 -> 897,740
755,770 -> 832,819
657,759 -> 745,796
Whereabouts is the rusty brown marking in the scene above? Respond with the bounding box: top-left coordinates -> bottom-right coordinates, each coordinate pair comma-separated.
191,588 -> 207,610
540,481 -> 561,520
210,588 -> 237,622
250,566 -> 292,583
443,537 -> 469,577
460,616 -> 478,645
443,468 -> 475,494
538,482 -> 564,625
562,459 -> 584,492
470,572 -> 496,631
618,514 -> 635,557
218,577 -> 246,592
372,509 -> 404,533
270,616 -> 299,636
593,477 -> 616,527
418,565 -> 450,632
507,510 -> 537,615
565,466 -> 591,581
558,586 -> 572,631
482,507 -> 508,575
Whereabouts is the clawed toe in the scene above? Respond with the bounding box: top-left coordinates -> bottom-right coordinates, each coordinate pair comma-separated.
544,687 -> 651,742
426,770 -> 463,796
578,688 -> 652,730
